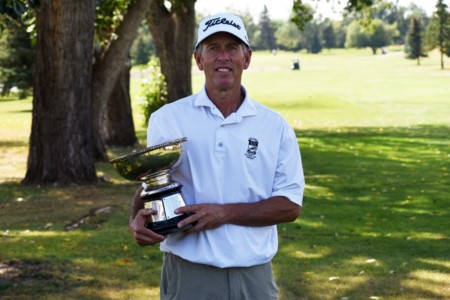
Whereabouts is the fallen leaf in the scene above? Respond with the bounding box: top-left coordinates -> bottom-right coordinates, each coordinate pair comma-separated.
328,276 -> 340,281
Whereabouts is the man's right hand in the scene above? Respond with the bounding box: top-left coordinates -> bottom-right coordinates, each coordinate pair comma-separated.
129,209 -> 166,246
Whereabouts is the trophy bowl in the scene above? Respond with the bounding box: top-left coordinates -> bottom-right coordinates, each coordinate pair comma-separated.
110,137 -> 194,235
109,137 -> 187,182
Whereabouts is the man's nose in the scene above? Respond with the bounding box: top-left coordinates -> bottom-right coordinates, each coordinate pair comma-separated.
216,48 -> 230,60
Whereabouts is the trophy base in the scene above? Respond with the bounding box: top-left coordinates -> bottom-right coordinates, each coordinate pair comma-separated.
141,181 -> 197,235
146,213 -> 195,235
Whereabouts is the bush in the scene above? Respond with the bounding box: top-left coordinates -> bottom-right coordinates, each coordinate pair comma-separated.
138,57 -> 168,127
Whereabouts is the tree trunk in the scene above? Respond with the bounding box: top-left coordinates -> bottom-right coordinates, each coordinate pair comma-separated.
91,0 -> 152,161
103,57 -> 138,147
146,0 -> 196,102
23,0 -> 97,185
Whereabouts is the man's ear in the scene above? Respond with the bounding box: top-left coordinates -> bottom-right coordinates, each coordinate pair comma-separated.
194,51 -> 204,71
243,49 -> 252,70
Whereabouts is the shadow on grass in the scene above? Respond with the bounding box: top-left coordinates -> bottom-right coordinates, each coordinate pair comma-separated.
0,183 -> 160,299
0,125 -> 448,299
274,124 -> 449,299
0,140 -> 28,148
0,244 -> 162,300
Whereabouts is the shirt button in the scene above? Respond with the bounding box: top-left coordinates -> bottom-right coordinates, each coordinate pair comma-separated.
218,142 -> 223,147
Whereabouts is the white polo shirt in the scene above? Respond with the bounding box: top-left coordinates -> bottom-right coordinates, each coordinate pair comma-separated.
147,86 -> 304,268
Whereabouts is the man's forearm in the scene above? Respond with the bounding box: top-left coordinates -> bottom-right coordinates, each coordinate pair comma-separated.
222,196 -> 301,227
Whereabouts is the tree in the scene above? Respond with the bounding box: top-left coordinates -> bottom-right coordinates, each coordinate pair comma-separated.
103,58 -> 138,147
367,19 -> 398,54
93,0 -> 139,149
322,21 -> 336,50
434,0 -> 450,69
131,23 -> 155,66
310,27 -> 322,53
345,19 -> 397,54
290,0 -> 314,31
405,16 -> 427,65
23,0 -> 97,184
146,0 -> 196,103
91,0 -> 152,160
0,22 -> 34,97
290,0 -> 376,31
275,18 -> 303,51
345,20 -> 370,48
258,5 -> 276,51
240,11 -> 258,46
303,22 -> 322,53
371,1 -> 410,44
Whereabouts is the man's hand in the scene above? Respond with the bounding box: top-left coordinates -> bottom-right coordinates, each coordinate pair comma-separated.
175,196 -> 300,232
129,209 -> 166,246
175,204 -> 226,233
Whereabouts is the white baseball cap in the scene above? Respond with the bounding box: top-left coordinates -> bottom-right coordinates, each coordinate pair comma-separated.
195,13 -> 250,49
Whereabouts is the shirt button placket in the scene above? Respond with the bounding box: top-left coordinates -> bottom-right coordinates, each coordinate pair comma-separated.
215,123 -> 227,152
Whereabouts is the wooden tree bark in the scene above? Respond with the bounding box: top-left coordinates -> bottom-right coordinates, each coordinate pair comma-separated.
23,0 -> 97,185
91,0 -> 152,160
103,58 -> 138,147
146,0 -> 196,102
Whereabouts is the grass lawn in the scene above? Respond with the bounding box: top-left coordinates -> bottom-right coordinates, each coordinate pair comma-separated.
0,48 -> 449,299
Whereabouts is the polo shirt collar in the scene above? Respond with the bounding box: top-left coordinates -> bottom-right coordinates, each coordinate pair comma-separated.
194,85 -> 258,121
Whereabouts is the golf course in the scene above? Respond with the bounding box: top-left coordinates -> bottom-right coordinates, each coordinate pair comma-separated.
1,48 -> 449,299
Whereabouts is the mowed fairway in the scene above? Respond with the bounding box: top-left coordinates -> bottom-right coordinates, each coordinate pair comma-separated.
0,48 -> 449,299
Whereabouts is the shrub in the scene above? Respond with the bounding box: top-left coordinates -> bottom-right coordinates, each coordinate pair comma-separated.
138,57 -> 168,127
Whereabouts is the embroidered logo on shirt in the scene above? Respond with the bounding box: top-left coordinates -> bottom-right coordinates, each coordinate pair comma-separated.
245,137 -> 259,159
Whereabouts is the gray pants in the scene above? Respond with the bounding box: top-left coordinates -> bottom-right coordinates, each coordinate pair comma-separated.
160,253 -> 278,300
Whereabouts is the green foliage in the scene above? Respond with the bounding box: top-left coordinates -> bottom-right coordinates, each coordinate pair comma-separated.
309,30 -> 322,54
346,19 -> 398,54
434,0 -> 450,56
290,0 -> 314,31
322,22 -> 336,49
240,11 -> 259,47
275,20 -> 303,51
0,0 -> 40,21
138,57 -> 167,128
257,5 -> 276,51
0,23 -> 34,97
422,0 -> 450,69
94,0 -> 129,48
301,22 -> 322,54
130,22 -> 155,66
346,20 -> 370,48
405,16 -> 427,64
290,0 -> 377,31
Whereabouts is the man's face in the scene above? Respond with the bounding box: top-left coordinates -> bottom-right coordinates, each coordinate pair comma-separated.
195,32 -> 252,92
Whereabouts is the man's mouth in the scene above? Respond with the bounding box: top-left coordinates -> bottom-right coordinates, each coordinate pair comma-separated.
216,67 -> 231,72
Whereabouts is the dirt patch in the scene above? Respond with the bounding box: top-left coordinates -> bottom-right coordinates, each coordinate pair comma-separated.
0,260 -> 53,288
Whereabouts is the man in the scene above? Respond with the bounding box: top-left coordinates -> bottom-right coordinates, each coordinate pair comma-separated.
129,13 -> 304,300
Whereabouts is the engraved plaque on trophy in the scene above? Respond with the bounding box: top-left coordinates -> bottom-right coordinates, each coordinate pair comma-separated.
110,137 -> 194,235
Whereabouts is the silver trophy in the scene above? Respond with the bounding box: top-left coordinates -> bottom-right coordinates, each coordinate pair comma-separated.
110,137 -> 194,235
